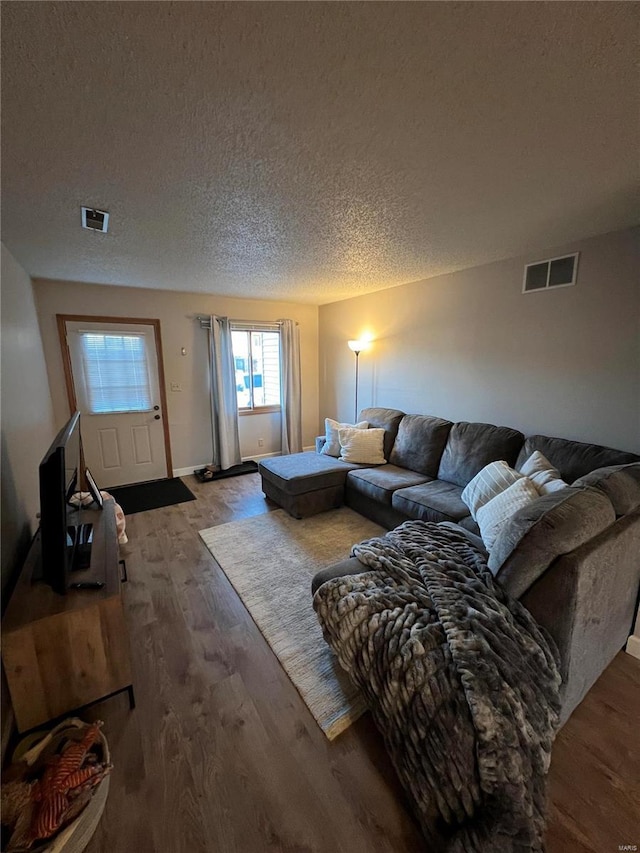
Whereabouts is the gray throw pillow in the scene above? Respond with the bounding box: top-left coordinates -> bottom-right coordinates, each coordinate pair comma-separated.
489,487 -> 615,599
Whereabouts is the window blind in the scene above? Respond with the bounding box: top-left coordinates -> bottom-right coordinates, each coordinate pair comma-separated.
79,332 -> 152,414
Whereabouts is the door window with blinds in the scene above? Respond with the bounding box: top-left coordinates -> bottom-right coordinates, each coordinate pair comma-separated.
78,331 -> 153,414
231,326 -> 281,412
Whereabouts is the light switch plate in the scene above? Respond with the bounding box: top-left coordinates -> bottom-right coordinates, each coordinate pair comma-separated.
170,382 -> 182,392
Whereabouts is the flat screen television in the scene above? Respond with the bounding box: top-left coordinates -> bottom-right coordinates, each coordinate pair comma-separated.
38,411 -> 91,594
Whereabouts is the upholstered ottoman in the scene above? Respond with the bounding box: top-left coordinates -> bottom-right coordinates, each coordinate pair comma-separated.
258,452 -> 363,518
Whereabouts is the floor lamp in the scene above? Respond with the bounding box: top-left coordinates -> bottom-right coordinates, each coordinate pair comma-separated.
347,340 -> 366,422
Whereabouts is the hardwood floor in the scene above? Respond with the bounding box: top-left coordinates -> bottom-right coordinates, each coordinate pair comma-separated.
545,652 -> 640,853
84,473 -> 640,853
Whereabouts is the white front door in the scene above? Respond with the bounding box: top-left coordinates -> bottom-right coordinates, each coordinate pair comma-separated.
64,320 -> 170,488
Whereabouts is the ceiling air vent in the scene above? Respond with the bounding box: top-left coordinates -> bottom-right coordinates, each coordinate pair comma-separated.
81,207 -> 109,233
523,252 -> 579,293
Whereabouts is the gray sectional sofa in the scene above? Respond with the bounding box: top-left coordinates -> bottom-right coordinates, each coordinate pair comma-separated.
258,407 -> 640,722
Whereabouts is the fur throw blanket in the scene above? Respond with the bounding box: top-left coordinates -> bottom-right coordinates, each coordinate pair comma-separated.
313,520 -> 561,852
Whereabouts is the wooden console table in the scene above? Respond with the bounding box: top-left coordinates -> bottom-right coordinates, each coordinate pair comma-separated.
2,498 -> 134,733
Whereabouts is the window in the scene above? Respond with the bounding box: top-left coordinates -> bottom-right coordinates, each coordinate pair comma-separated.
79,332 -> 152,414
231,327 -> 281,411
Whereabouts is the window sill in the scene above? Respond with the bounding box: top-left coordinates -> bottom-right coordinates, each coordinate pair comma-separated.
238,406 -> 281,417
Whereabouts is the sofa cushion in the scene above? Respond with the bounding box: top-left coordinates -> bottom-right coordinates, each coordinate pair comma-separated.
392,480 -> 468,523
573,463 -> 640,516
437,422 -> 525,488
489,486 -> 616,598
516,435 -> 639,484
388,414 -> 452,477
320,417 -> 369,457
347,465 -> 430,505
359,407 -> 405,460
438,521 -> 488,555
458,515 -> 481,536
518,450 -> 567,495
311,556 -> 367,596
259,452 -> 362,496
461,460 -> 524,520
338,427 -> 386,464
476,478 -> 540,551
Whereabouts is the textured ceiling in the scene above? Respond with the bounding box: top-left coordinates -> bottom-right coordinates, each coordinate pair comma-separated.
1,2 -> 638,304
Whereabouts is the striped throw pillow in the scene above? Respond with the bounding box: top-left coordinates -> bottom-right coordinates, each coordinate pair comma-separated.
461,460 -> 524,521
476,478 -> 540,551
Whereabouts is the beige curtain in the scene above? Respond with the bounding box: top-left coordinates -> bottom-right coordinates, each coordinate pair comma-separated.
209,315 -> 242,470
279,319 -> 302,454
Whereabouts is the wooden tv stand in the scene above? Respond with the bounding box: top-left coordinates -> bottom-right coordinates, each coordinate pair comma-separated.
2,498 -> 135,733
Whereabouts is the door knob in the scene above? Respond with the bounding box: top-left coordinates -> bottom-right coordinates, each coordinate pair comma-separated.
153,405 -> 160,410
154,414 -> 161,420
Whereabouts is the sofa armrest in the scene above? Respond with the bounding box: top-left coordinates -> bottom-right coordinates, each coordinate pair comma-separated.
520,510 -> 640,725
312,556 -> 366,595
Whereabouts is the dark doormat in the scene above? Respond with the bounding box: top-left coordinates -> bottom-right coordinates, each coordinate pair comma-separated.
194,460 -> 259,483
110,477 -> 196,515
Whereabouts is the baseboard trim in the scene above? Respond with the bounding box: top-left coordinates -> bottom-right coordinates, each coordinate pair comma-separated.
173,447 -> 315,478
625,634 -> 640,660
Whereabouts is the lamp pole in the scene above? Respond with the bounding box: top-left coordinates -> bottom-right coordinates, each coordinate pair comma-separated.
353,348 -> 360,422
348,340 -> 365,422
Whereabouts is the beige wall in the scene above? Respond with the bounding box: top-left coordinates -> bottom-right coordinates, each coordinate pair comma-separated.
1,244 -> 56,593
319,228 -> 640,453
32,280 -> 319,471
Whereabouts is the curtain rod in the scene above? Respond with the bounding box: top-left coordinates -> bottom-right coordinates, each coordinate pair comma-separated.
196,317 -> 297,329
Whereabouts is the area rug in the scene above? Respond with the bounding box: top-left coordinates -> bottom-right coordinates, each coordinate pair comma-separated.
110,477 -> 195,515
199,508 -> 384,739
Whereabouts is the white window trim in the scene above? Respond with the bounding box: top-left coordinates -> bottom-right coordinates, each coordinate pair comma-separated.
230,324 -> 282,414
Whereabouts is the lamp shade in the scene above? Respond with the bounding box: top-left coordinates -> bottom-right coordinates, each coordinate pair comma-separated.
347,339 -> 367,353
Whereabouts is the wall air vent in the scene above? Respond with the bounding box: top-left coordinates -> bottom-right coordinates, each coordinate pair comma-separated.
81,207 -> 109,233
523,252 -> 579,293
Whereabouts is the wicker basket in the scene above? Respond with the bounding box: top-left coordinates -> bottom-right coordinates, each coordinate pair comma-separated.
5,718 -> 110,853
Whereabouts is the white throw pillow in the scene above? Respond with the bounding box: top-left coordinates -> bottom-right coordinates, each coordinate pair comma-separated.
338,427 -> 386,465
519,450 -> 568,495
461,460 -> 524,521
321,418 -> 369,457
476,477 -> 540,551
